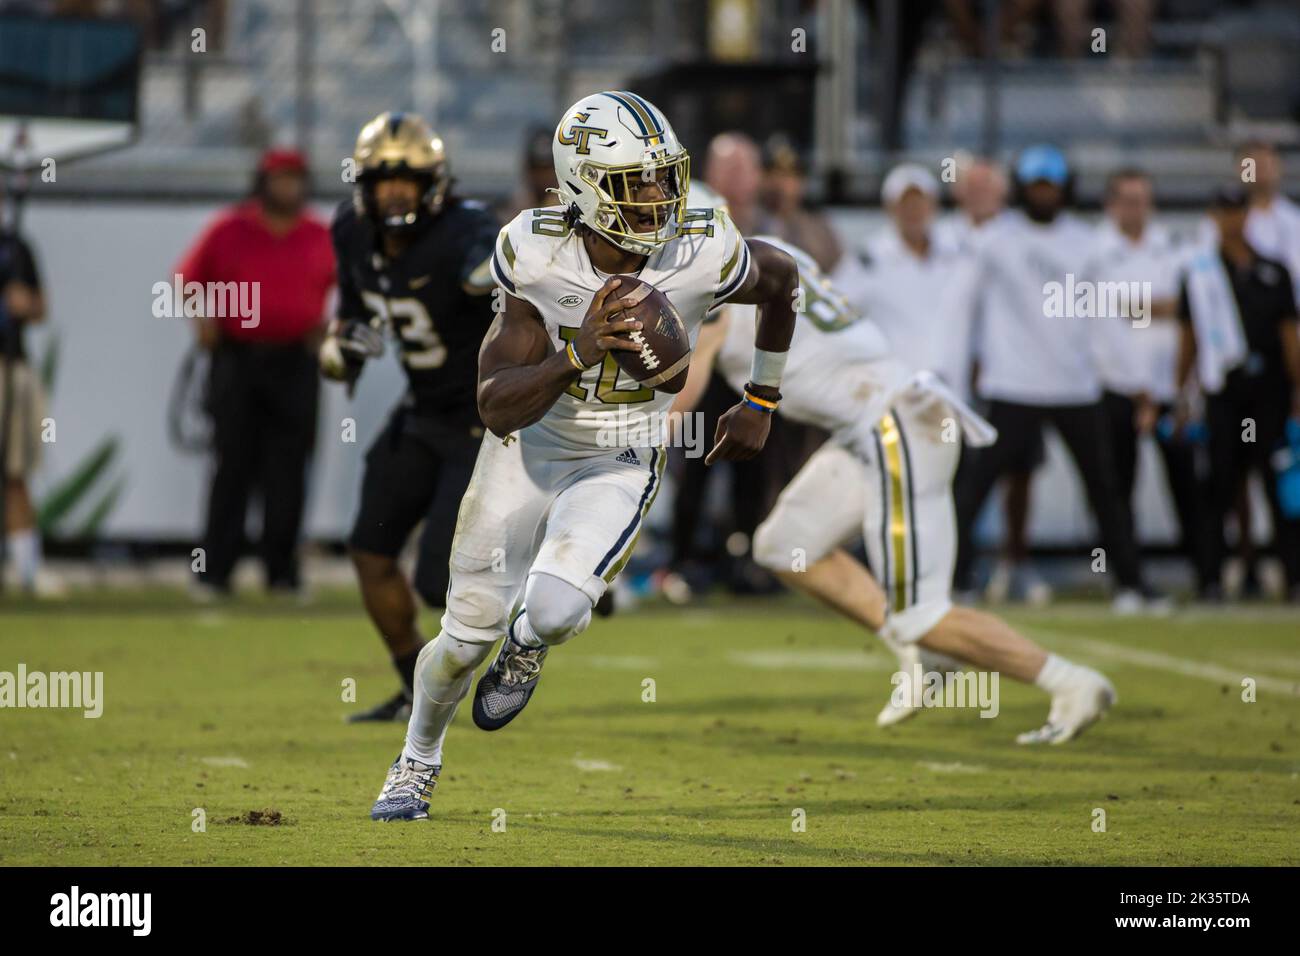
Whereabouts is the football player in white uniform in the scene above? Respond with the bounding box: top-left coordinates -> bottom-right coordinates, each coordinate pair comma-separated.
675,235 -> 1117,743
371,91 -> 800,821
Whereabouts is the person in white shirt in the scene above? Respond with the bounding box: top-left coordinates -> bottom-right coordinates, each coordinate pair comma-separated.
1087,168 -> 1207,591
940,156 -> 1050,605
852,163 -> 980,398
1240,140 -> 1300,301
952,145 -> 1163,614
935,155 -> 1009,257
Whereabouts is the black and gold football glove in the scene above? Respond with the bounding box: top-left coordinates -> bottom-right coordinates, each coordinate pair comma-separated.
320,319 -> 385,395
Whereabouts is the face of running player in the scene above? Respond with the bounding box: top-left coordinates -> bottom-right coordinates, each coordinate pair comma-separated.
1022,179 -> 1064,223
613,165 -> 677,234
373,175 -> 424,225
1106,176 -> 1152,238
262,171 -> 306,216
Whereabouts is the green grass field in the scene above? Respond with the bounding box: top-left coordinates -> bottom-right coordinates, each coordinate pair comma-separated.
1,591 -> 1298,866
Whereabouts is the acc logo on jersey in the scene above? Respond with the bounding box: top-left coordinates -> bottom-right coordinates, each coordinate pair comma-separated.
557,111 -> 609,156
557,294 -> 584,308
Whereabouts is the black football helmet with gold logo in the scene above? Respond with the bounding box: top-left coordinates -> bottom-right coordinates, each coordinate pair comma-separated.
352,111 -> 450,235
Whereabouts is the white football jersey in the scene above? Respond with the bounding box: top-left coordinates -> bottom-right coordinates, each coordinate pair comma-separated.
491,205 -> 751,452
717,236 -> 909,436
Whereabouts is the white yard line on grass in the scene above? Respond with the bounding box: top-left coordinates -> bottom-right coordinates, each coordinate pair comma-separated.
571,757 -> 622,772
1024,629 -> 1300,698
1008,602 -> 1300,623
200,756 -> 250,768
728,650 -> 894,671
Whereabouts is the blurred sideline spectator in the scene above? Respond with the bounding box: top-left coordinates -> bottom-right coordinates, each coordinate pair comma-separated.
704,132 -> 769,234
936,155 -> 1010,255
1241,142 -> 1300,301
842,162 -> 978,398
934,156 -> 1048,604
176,148 -> 334,598
953,144 -> 1162,613
1085,168 -> 1205,589
1177,186 -> 1300,602
0,189 -> 60,596
498,126 -> 559,223
758,135 -> 841,273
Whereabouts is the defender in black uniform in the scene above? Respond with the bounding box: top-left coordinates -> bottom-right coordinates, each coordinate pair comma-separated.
321,112 -> 498,721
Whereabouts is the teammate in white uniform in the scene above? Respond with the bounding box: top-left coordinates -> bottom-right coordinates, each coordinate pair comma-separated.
370,91 -> 800,821
677,235 -> 1117,742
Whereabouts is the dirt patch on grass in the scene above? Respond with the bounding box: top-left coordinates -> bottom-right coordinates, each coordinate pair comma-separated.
224,808 -> 287,826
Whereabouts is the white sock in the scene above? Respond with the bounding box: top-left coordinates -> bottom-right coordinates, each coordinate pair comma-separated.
402,633 -> 491,766
7,529 -> 40,587
512,611 -> 546,648
1034,653 -> 1081,694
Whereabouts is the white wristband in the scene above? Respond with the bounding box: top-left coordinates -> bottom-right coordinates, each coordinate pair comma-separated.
750,348 -> 788,388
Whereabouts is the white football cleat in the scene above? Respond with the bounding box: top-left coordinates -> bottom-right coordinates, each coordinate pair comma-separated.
1017,670 -> 1117,745
875,641 -> 951,727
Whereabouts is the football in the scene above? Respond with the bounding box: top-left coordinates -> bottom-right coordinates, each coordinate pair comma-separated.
608,276 -> 692,394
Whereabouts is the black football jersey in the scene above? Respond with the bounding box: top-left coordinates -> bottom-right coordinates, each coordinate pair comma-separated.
332,197 -> 498,427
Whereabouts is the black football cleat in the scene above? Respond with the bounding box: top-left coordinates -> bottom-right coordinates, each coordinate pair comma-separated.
346,689 -> 412,723
594,589 -> 616,618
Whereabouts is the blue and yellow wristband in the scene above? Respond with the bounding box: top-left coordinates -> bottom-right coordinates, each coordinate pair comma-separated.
742,386 -> 780,414
565,339 -> 594,372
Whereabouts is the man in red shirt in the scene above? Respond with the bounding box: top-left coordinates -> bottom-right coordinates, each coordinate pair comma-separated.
176,149 -> 335,596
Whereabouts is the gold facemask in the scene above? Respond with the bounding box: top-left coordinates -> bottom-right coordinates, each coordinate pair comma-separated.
583,151 -> 691,250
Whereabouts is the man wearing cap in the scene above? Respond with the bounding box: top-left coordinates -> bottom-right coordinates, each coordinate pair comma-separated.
1177,186 -> 1300,601
759,136 -> 841,274
848,163 -> 979,401
176,148 -> 335,597
953,145 -> 1162,614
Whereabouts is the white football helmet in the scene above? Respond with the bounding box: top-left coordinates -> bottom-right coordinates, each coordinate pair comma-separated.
552,91 -> 690,256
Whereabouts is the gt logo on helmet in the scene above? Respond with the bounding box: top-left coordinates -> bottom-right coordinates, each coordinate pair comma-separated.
557,122 -> 610,156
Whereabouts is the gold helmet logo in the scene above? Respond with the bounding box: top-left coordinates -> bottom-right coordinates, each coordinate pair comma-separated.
556,111 -> 609,157
353,111 -> 446,175
352,112 -> 450,227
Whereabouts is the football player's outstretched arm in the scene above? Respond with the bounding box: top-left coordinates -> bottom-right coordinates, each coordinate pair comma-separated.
705,238 -> 799,464
477,276 -> 643,437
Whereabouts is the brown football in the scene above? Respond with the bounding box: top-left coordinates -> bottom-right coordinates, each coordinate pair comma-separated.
608,276 -> 692,394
